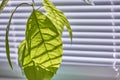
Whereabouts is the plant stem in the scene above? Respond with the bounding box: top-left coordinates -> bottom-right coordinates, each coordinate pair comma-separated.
32,0 -> 35,7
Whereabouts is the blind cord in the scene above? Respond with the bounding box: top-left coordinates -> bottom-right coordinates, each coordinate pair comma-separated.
110,0 -> 120,80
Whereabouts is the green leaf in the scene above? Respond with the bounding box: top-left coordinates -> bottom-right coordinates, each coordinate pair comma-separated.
18,10 -> 63,80
0,0 -> 8,14
42,0 -> 72,42
6,3 -> 32,69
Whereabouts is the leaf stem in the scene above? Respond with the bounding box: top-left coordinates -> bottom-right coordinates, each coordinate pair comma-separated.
32,0 -> 35,7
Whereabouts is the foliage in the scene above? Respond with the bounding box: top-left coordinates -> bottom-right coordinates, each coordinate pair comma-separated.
43,0 -> 72,41
0,0 -> 8,14
18,10 -> 63,80
6,2 -> 32,69
0,0 -> 92,80
3,0 -> 72,80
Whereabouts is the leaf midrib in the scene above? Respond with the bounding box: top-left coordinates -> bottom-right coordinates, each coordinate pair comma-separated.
32,9 -> 53,68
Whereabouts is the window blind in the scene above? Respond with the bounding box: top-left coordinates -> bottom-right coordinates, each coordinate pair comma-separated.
0,0 -> 120,79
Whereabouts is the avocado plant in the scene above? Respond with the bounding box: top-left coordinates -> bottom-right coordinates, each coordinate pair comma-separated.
0,0 -> 91,80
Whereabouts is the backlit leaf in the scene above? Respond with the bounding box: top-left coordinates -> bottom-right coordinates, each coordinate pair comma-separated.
18,10 -> 62,80
42,0 -> 72,42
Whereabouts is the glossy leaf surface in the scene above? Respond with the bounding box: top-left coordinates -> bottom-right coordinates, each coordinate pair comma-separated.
18,10 -> 62,80
43,0 -> 72,41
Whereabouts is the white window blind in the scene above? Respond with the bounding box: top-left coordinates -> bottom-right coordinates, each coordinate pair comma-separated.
61,0 -> 120,66
0,0 -> 120,80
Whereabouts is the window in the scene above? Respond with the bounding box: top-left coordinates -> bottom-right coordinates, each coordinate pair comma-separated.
0,0 -> 120,80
